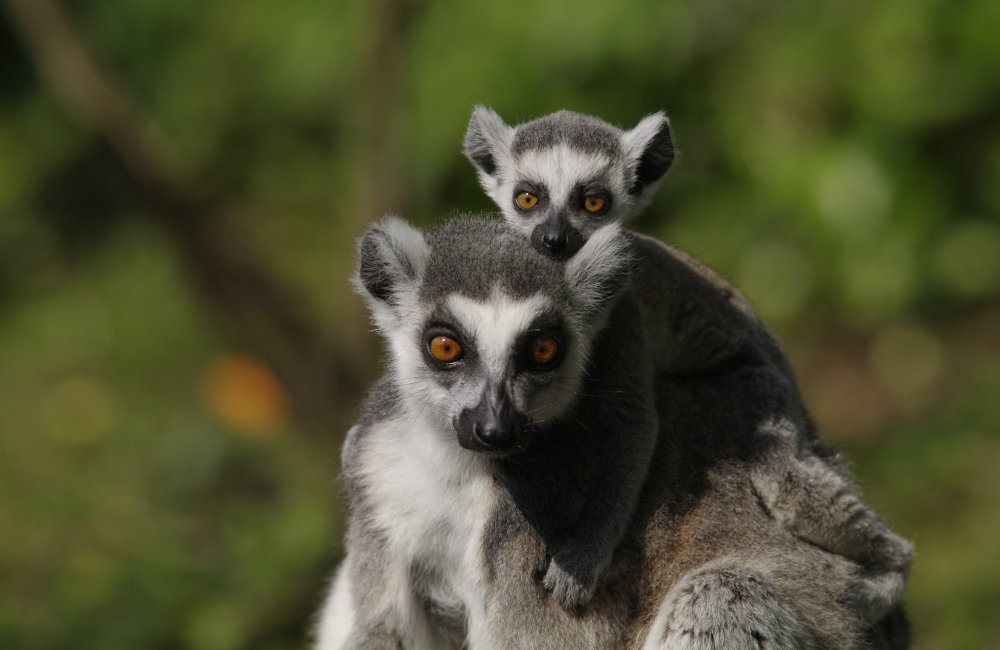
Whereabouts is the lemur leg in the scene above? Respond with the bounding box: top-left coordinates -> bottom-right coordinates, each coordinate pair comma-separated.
642,561 -> 814,650
314,566 -> 354,649
750,419 -> 913,620
313,541 -> 454,649
542,297 -> 658,611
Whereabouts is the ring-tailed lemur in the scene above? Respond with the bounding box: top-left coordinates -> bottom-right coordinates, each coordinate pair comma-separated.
463,107 -> 912,620
463,106 -> 673,260
314,216 -> 909,649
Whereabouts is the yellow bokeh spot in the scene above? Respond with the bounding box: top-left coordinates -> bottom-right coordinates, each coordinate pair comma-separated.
200,354 -> 289,438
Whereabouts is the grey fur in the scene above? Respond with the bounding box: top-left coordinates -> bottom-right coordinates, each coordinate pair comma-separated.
464,106 -> 912,624
419,218 -> 567,301
314,216 -> 910,649
511,109 -> 623,159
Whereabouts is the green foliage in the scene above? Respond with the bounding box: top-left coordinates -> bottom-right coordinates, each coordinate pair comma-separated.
0,0 -> 997,648
849,367 -> 1000,650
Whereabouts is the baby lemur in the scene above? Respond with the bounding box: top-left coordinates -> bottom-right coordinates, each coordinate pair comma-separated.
315,216 -> 909,649
462,107 -> 912,619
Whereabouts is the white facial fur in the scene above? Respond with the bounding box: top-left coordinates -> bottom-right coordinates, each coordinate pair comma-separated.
444,291 -> 550,377
449,290 -> 590,424
356,216 -> 631,439
563,220 -> 631,324
385,289 -> 589,431
492,145 -> 640,241
465,107 -> 673,245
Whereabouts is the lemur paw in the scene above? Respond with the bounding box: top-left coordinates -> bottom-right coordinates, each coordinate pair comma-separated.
542,556 -> 597,612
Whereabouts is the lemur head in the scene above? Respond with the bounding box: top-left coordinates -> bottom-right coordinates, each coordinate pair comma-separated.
354,216 -> 630,456
463,106 -> 674,260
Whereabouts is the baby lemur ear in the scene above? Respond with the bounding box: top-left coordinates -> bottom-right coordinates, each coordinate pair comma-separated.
463,105 -> 514,188
565,222 -> 631,318
354,216 -> 429,307
622,111 -> 675,198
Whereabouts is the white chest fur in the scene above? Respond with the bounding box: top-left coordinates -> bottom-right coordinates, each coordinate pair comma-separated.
357,414 -> 495,625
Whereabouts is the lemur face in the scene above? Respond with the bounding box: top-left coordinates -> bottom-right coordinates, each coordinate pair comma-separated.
507,145 -> 628,260
464,107 -> 674,260
355,217 -> 629,456
412,290 -> 576,455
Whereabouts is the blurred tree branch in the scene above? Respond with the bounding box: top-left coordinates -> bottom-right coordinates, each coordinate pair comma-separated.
1,0 -> 364,437
358,0 -> 421,218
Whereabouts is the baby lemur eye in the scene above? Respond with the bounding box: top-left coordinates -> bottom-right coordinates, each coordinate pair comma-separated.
515,192 -> 539,210
583,196 -> 606,213
429,336 -> 463,363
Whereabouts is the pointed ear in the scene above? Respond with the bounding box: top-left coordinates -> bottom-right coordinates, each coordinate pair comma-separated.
463,105 -> 513,189
565,223 -> 631,318
622,111 -> 674,199
353,216 -> 429,311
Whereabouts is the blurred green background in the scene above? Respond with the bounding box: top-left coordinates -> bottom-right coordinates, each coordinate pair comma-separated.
1,0 -> 998,648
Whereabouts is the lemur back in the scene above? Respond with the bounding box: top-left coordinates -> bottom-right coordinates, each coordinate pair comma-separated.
463,107 -> 912,624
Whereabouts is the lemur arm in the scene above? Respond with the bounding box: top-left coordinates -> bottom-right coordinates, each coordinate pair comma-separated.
542,293 -> 659,610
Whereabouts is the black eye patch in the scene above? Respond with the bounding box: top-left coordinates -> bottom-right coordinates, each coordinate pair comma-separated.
514,312 -> 567,372
421,312 -> 478,372
514,179 -> 548,197
571,182 -> 612,216
513,180 -> 549,213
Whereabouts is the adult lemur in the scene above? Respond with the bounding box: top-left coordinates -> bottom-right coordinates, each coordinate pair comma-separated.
462,108 -> 912,619
315,216 -> 909,649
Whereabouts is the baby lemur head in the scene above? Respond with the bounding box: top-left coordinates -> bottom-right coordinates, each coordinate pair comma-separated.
463,106 -> 674,259
355,216 -> 630,456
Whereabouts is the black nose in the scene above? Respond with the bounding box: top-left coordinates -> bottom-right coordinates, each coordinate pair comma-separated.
543,231 -> 567,253
469,418 -> 516,450
531,221 -> 582,260
455,386 -> 527,454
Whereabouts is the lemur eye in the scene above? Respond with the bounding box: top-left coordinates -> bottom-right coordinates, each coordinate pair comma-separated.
429,336 -> 463,363
531,338 -> 559,364
583,197 -> 606,213
515,192 -> 539,210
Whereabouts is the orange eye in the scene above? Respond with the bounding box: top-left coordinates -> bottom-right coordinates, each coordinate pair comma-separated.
516,192 -> 539,210
531,338 -> 559,364
584,197 -> 606,213
429,336 -> 463,363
